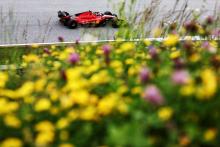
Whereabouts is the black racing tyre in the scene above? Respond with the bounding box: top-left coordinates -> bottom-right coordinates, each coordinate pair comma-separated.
98,20 -> 107,27
67,20 -> 78,29
104,11 -> 112,15
112,14 -> 118,17
63,20 -> 69,26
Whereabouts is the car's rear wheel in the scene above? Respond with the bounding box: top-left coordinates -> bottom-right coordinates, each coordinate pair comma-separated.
104,11 -> 112,15
97,20 -> 106,27
63,20 -> 69,26
67,20 -> 78,29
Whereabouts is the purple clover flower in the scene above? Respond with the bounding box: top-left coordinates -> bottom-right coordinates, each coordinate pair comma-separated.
202,41 -> 217,53
212,29 -> 220,38
43,48 -> 51,54
102,44 -> 111,55
139,67 -> 151,83
58,36 -> 64,42
68,53 -> 80,64
148,46 -> 158,59
206,16 -> 214,25
143,85 -> 164,105
171,70 -> 190,85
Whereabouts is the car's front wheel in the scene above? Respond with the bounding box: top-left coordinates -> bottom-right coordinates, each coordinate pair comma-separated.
67,20 -> 78,29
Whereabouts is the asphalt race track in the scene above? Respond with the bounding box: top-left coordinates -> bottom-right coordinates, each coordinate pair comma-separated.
0,0 -> 219,44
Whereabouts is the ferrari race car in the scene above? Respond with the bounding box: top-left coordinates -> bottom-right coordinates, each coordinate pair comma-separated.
58,10 -> 124,29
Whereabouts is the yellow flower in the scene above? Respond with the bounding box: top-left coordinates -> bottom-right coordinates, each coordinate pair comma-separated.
143,39 -> 151,46
16,82 -> 34,98
198,25 -> 205,35
56,118 -> 70,129
34,79 -> 47,92
180,84 -> 195,96
50,91 -> 59,102
1,138 -> 23,147
35,121 -> 55,145
189,53 -> 201,63
204,128 -> 217,142
71,90 -> 89,105
4,114 -> 21,128
65,47 -> 75,53
96,48 -> 103,55
170,50 -> 181,59
66,68 -> 82,81
0,99 -> 19,115
120,42 -> 135,52
85,46 -> 91,53
89,70 -> 110,85
197,68 -> 217,99
84,63 -> 100,75
210,41 -> 218,49
35,131 -> 55,146
51,45 -> 56,50
80,106 -> 97,121
83,59 -> 92,66
110,60 -> 122,69
59,143 -> 74,147
67,110 -> 79,121
163,34 -> 179,47
60,96 -> 74,109
117,85 -> 128,95
35,121 -> 54,132
31,44 -> 39,48
98,94 -> 118,115
51,51 -> 59,57
89,95 -> 98,105
0,72 -> 8,88
171,47 -> 177,51
35,98 -> 51,112
125,58 -> 135,65
23,54 -> 39,63
131,87 -> 142,95
58,52 -> 68,60
53,61 -> 62,69
158,107 -> 173,121
128,65 -> 141,76
110,60 -> 123,75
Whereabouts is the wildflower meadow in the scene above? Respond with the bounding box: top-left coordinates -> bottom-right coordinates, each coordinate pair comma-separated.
1,0 -> 220,146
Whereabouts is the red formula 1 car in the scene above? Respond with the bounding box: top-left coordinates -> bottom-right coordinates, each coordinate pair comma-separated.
58,10 -> 124,29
